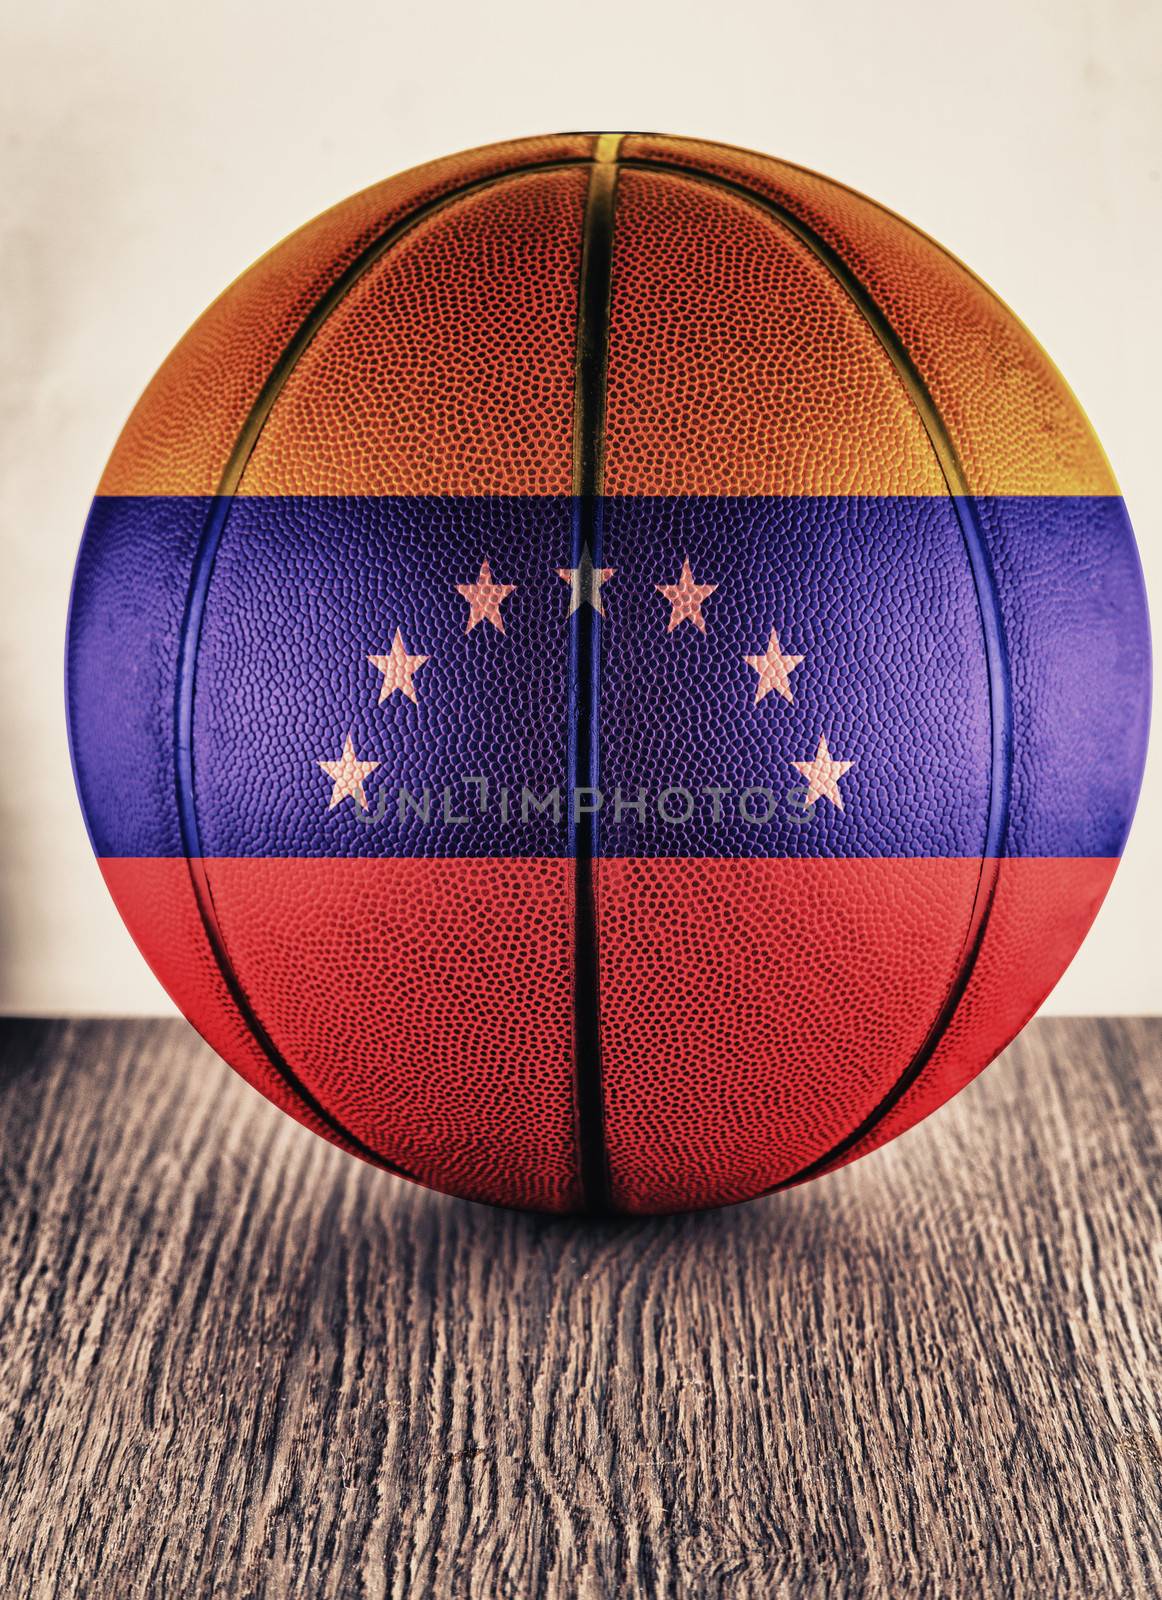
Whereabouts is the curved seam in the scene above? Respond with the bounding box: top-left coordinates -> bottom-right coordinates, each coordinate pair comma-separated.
622,157 -> 1014,1187
569,133 -> 622,1213
690,137 -> 1125,492
624,130 -> 1089,388
174,155 -> 593,1175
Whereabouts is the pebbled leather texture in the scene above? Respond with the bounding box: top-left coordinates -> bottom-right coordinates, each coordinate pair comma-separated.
620,135 -> 1115,497
241,170 -> 588,496
68,133 -> 1151,1212
604,170 -> 946,497
97,135 -> 592,498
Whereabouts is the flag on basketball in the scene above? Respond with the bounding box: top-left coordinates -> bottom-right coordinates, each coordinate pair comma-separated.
67,133 -> 1150,1212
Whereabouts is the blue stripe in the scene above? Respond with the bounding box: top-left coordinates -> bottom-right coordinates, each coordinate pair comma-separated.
67,494 -> 1149,861
174,495 -> 233,868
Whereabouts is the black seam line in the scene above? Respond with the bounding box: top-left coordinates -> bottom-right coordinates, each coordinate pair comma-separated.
622,157 -> 1014,1190
174,153 -> 596,1177
658,135 -> 1106,425
570,133 -> 622,1213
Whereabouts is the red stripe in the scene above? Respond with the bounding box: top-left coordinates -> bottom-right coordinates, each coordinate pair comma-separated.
100,857 -> 581,1211
99,855 -> 1118,1213
595,857 -> 1117,1209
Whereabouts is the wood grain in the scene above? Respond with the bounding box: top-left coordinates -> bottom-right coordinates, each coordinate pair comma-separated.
0,1017 -> 1158,1598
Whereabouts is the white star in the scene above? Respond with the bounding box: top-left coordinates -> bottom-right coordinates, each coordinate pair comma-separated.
318,734 -> 380,811
657,557 -> 717,632
557,545 -> 614,616
792,734 -> 854,809
745,627 -> 804,704
368,629 -> 429,703
456,559 -> 516,633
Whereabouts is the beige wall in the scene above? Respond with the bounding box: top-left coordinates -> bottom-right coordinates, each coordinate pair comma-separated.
3,0 -> 1158,1013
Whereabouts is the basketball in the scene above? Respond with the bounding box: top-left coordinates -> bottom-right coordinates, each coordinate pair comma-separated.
66,132 -> 1150,1213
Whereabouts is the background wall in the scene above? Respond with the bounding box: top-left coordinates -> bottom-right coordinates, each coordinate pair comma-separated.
3,0 -> 1158,1014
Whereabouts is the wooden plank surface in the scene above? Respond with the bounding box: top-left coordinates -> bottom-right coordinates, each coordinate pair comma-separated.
0,1017 -> 1158,1598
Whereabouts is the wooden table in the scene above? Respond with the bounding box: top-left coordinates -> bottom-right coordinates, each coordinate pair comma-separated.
0,1017 -> 1158,1598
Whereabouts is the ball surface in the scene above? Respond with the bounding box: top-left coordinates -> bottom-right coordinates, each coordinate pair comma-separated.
67,133 -> 1150,1212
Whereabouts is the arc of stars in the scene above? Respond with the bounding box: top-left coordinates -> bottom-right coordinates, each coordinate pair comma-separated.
745,627 -> 804,704
656,557 -> 717,632
315,562 -> 862,821
318,734 -> 379,812
368,628 -> 428,703
557,544 -> 614,616
456,559 -> 516,633
793,734 -> 854,809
